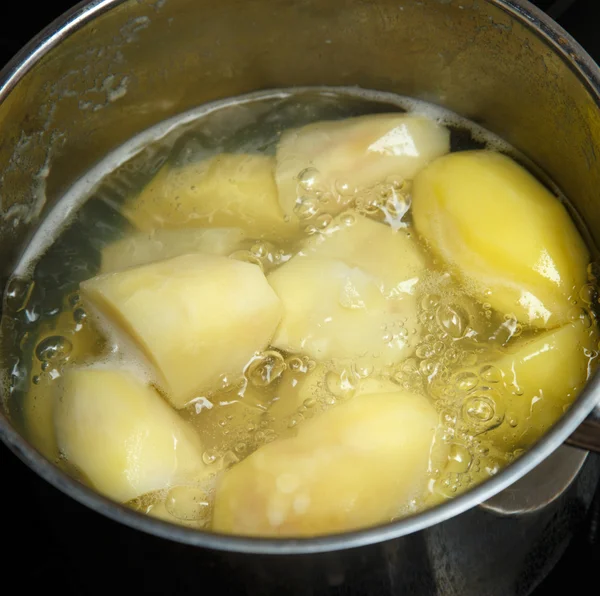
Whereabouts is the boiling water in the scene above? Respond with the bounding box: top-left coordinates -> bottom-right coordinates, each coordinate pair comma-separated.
2,88 -> 598,528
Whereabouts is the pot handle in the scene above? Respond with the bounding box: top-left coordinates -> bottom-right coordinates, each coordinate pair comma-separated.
565,405 -> 600,452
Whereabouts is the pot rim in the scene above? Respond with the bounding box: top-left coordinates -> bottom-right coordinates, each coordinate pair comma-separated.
1,0 -> 599,555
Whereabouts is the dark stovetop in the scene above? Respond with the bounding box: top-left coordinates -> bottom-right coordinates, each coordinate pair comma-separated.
1,1 -> 600,594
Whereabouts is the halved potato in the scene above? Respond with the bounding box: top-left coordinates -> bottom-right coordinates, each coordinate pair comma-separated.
412,151 -> 589,328
276,114 -> 450,218
81,254 -> 282,408
268,256 -> 419,365
54,368 -> 206,503
213,390 -> 441,536
123,154 -> 299,242
101,227 -> 246,273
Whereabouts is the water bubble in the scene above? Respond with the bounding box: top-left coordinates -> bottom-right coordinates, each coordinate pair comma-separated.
464,395 -> 496,423
32,375 -> 40,385
297,167 -> 320,192
286,356 -> 307,373
246,351 -> 286,387
445,348 -> 460,364
315,213 -> 333,229
41,361 -> 51,372
436,304 -> 468,339
202,449 -> 218,465
250,241 -> 268,258
303,397 -> 317,408
419,359 -> 437,377
479,365 -> 502,383
433,341 -> 445,355
416,344 -> 434,359
229,250 -> 263,270
235,442 -> 247,454
447,444 -> 472,474
68,293 -> 80,307
73,308 -> 87,324
454,372 -> 478,392
587,262 -> 600,281
293,196 -> 319,220
305,224 -> 318,235
165,486 -> 210,521
579,284 -> 596,305
35,336 -> 73,363
352,361 -> 374,378
325,370 -> 356,398
335,178 -> 355,196
568,306 -> 592,328
246,422 -> 256,432
340,213 -> 355,226
508,417 -> 518,428
4,277 -> 35,313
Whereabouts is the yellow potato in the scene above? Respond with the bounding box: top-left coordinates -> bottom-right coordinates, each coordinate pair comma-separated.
268,256 -> 419,365
123,154 -> 299,242
276,114 -> 450,218
24,305 -> 105,460
473,320 -> 597,450
412,151 -> 589,328
81,254 -> 282,408
54,368 -> 206,503
303,212 -> 427,298
213,390 -> 441,537
101,227 -> 246,273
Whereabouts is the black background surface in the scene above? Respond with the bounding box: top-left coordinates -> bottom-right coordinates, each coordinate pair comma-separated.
1,1 -> 599,594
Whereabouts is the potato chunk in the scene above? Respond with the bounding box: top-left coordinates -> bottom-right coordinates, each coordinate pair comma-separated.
54,369 -> 206,503
268,257 -> 418,364
276,114 -> 450,218
123,154 -> 299,242
213,391 -> 440,536
101,227 -> 246,273
412,151 -> 589,327
473,321 -> 596,449
303,212 -> 427,298
81,254 -> 282,408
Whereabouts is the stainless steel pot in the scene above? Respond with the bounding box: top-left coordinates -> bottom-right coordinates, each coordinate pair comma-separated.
1,1 -> 600,594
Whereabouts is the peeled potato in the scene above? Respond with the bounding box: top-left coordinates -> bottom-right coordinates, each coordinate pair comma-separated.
276,114 -> 450,218
123,154 -> 299,242
81,254 -> 282,408
54,368 -> 206,503
24,305 -> 105,460
473,320 -> 597,450
412,151 -> 589,328
213,391 -> 442,537
101,227 -> 246,273
268,256 -> 418,365
303,212 -> 427,298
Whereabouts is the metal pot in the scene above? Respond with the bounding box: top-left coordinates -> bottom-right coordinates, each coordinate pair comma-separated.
1,0 -> 600,593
